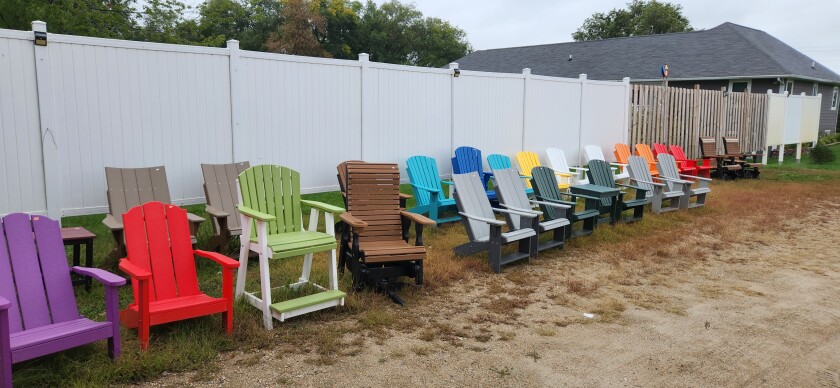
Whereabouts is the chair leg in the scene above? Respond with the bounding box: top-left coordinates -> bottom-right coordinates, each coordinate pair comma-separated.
235,218 -> 252,299
258,251 -> 273,330
1,309 -> 12,388
415,260 -> 424,285
139,322 -> 150,351
489,226 -> 503,273
327,249 -> 339,291
299,253 -> 314,285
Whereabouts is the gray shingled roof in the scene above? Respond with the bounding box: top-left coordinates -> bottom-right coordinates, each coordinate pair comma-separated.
455,23 -> 840,84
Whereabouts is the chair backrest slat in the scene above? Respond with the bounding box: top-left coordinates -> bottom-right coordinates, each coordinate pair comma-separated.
406,156 -> 443,207
453,172 -> 495,241
202,162 -> 250,232
545,148 -> 571,174
516,151 -> 542,188
669,145 -> 689,161
0,219 -> 23,333
239,165 -> 303,236
699,137 -> 718,158
345,162 -> 402,241
31,216 -> 79,324
487,154 -> 513,170
652,143 -> 670,157
452,146 -> 484,176
628,156 -> 654,197
635,144 -> 657,163
657,154 -> 682,191
124,202 -> 200,302
530,167 -> 565,221
106,166 -> 171,218
492,168 -> 531,228
584,145 -> 606,162
722,137 -> 740,155
586,160 -> 616,207
614,144 -> 632,164
4,214 -> 52,329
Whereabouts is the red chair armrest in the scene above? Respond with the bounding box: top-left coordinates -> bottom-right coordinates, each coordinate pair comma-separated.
119,260 -> 152,280
194,250 -> 240,269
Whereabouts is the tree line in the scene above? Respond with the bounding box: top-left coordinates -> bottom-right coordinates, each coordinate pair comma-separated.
0,0 -> 473,68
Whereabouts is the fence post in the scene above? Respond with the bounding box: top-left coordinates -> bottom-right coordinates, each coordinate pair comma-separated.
762,89 -> 771,165
578,74 -> 587,166
622,77 -> 631,147
521,68 -> 531,153
359,53 -> 370,160
227,40 -> 242,163
796,92 -> 806,163
449,62 -> 458,159
31,21 -> 61,220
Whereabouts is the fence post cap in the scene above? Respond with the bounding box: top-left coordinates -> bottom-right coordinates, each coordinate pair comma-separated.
579,74 -> 587,80
622,77 -> 630,84
32,21 -> 46,31
359,53 -> 370,62
226,40 -> 239,49
522,68 -> 531,75
448,62 -> 459,69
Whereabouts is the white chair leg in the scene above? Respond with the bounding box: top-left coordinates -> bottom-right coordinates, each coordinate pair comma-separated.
300,253 -> 313,284
328,249 -> 339,291
235,215 -> 252,298
258,250 -> 273,330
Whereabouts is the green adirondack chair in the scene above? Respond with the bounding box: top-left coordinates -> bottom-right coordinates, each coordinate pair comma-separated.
236,165 -> 346,330
406,156 -> 460,225
530,166 -> 601,238
586,159 -> 648,223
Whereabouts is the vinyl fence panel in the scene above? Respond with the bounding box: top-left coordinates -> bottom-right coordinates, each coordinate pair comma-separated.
522,75 -> 583,165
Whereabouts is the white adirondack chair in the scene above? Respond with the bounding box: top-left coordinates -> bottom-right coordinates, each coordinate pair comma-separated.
584,145 -> 629,183
546,148 -> 589,185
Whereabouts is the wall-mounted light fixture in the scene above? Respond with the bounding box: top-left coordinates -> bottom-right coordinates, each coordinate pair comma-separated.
34,31 -> 47,46
453,68 -> 460,77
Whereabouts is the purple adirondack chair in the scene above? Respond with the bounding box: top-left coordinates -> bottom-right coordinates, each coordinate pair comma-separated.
0,213 -> 124,386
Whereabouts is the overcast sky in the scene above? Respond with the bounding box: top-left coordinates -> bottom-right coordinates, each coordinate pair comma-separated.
179,0 -> 840,73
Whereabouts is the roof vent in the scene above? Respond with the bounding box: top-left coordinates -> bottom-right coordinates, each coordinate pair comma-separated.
568,54 -> 573,61
811,61 -> 815,69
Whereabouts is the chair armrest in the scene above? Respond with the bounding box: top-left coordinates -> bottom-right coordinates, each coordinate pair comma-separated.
440,180 -> 454,185
568,167 -> 589,172
102,214 -> 122,231
630,178 -> 665,187
398,193 -> 413,200
609,162 -> 629,168
555,172 -> 573,177
400,210 -> 436,226
238,205 -> 276,222
72,267 -> 126,287
616,183 -> 649,193
194,250 -> 240,269
562,191 -> 601,201
535,196 -> 577,207
411,183 -> 441,193
496,204 -> 542,216
656,176 -> 692,184
680,174 -> 712,182
187,213 -> 205,224
529,199 -> 571,209
205,205 -> 230,219
300,200 -> 345,214
0,296 -> 9,310
340,212 -> 368,230
519,174 -> 532,179
119,260 -> 152,280
458,212 -> 506,226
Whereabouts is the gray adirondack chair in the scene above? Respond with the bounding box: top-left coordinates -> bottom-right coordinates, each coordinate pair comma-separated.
201,162 -> 250,252
656,154 -> 712,209
104,166 -> 205,260
493,168 -> 570,252
1,213 -> 125,386
627,156 -> 686,213
452,172 -> 538,273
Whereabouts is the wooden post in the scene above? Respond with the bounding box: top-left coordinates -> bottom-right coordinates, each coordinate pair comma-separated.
32,21 -> 61,221
763,89 -> 771,165
662,78 -> 669,144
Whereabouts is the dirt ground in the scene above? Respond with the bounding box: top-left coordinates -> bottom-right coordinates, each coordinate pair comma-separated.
147,182 -> 840,387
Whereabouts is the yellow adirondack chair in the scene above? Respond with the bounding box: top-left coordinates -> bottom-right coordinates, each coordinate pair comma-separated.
516,151 -> 571,189
634,144 -> 660,177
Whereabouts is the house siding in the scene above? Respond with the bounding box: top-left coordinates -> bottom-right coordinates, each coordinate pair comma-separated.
817,83 -> 838,135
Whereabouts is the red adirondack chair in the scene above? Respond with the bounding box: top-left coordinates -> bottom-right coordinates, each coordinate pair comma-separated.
669,145 -> 713,178
119,202 -> 239,350
1,213 -> 125,386
653,143 -> 697,175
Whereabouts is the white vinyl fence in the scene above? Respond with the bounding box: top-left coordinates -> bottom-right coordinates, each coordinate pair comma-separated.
764,91 -> 822,163
0,23 -> 630,219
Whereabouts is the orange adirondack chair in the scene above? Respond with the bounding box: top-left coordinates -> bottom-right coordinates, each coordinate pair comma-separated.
653,143 -> 696,175
616,144 -> 658,177
633,144 -> 660,177
119,202 -> 239,350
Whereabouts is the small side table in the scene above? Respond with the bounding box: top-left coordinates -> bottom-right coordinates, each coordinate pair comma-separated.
61,227 -> 96,292
569,184 -> 622,225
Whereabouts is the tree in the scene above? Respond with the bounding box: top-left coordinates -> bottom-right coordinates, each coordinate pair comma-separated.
573,0 -> 693,41
266,0 -> 329,57
315,0 -> 362,59
0,0 -> 138,39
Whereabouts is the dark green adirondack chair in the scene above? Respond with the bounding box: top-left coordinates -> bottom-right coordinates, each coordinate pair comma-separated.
236,165 -> 346,330
586,159 -> 648,223
530,167 -> 600,238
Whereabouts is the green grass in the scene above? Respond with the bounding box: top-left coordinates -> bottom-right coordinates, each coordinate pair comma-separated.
763,143 -> 840,171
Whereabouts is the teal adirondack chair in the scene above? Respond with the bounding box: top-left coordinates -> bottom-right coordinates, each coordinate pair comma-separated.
406,156 -> 460,225
236,165 -> 346,330
487,154 -> 533,195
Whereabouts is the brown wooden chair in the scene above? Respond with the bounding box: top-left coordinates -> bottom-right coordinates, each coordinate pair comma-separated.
201,162 -> 250,252
337,161 -> 411,209
698,137 -> 741,179
104,166 -> 204,261
338,162 -> 434,305
722,137 -> 761,178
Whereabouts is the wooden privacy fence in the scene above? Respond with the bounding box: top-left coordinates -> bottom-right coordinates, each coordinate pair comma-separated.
629,85 -> 768,158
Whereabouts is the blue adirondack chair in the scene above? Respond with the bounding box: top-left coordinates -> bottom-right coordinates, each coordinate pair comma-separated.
487,154 -> 534,195
1,214 -> 125,386
452,146 -> 496,201
406,155 -> 460,225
